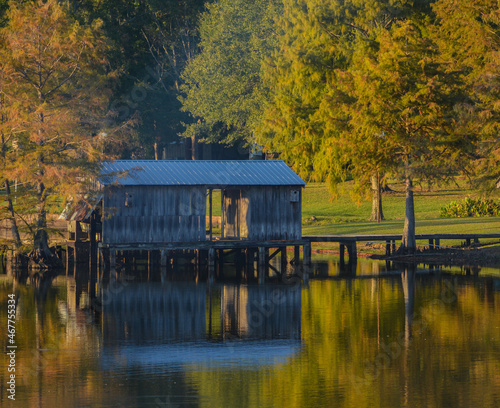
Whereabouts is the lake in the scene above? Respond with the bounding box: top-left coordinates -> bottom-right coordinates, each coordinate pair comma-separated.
1,256 -> 499,407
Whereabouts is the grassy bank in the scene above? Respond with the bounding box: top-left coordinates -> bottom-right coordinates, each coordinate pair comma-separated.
301,181 -> 500,246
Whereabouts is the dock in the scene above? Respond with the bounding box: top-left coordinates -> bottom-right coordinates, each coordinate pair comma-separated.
303,233 -> 500,264
4,160 -> 500,281
96,239 -> 311,284
92,232 -> 500,280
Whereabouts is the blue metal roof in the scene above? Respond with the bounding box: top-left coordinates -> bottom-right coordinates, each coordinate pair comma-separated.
100,160 -> 306,187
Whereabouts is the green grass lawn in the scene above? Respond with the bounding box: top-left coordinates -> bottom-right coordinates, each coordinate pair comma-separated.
301,181 -> 500,240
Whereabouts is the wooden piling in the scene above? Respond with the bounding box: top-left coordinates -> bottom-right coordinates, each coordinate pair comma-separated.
302,242 -> 311,283
280,246 -> 287,274
217,249 -> 224,278
98,248 -> 103,276
258,247 -> 267,284
90,212 -> 97,266
208,247 -> 215,283
160,250 -> 168,268
347,242 -> 357,264
66,245 -> 71,274
110,250 -> 117,280
245,247 -> 256,281
294,245 -> 300,265
208,247 -> 215,271
209,189 -> 213,241
303,242 -> 311,266
195,249 -> 201,272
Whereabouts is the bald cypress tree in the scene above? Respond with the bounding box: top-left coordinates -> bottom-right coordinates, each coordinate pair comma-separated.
334,21 -> 473,251
0,0 -> 114,266
259,0 -> 431,211
433,0 -> 500,191
261,0 -> 473,252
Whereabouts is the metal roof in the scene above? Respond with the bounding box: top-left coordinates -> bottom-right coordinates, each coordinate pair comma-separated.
100,160 -> 306,187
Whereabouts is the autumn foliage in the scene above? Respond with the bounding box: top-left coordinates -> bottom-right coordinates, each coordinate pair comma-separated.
0,0 -> 115,264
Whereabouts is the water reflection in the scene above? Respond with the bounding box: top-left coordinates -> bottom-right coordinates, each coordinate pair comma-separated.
220,285 -> 301,340
91,282 -> 302,344
101,283 -> 208,344
1,257 -> 499,408
401,264 -> 416,342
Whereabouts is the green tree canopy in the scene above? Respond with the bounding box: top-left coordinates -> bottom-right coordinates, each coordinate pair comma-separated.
432,0 -> 500,190
259,0 -> 433,179
0,0 -> 7,27
71,0 -> 206,159
330,21 -> 475,250
180,0 -> 282,146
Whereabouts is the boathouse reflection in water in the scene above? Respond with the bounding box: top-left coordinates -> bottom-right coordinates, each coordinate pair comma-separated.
98,283 -> 302,345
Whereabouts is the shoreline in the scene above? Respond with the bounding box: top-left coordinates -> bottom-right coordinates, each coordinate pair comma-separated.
311,244 -> 500,268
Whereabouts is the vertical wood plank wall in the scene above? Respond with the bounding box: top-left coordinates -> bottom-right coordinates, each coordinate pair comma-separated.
102,185 -> 206,244
222,186 -> 301,241
102,184 -> 302,244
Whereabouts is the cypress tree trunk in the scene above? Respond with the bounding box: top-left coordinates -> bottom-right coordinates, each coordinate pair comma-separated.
401,160 -> 416,253
370,172 -> 384,223
5,179 -> 22,249
31,180 -> 58,268
30,95 -> 58,267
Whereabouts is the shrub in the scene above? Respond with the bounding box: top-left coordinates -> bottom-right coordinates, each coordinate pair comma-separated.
440,197 -> 500,217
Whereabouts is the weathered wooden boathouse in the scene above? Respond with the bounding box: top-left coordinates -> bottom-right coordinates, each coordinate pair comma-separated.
63,160 -> 308,279
99,160 -> 305,244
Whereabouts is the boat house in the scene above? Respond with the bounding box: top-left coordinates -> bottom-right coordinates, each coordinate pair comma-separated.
98,160 -> 305,246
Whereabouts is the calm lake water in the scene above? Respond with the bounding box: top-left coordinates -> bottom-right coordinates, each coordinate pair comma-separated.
1,256 -> 500,408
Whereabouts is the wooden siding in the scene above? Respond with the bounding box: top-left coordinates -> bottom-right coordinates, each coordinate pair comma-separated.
102,185 -> 206,245
222,186 -> 301,241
